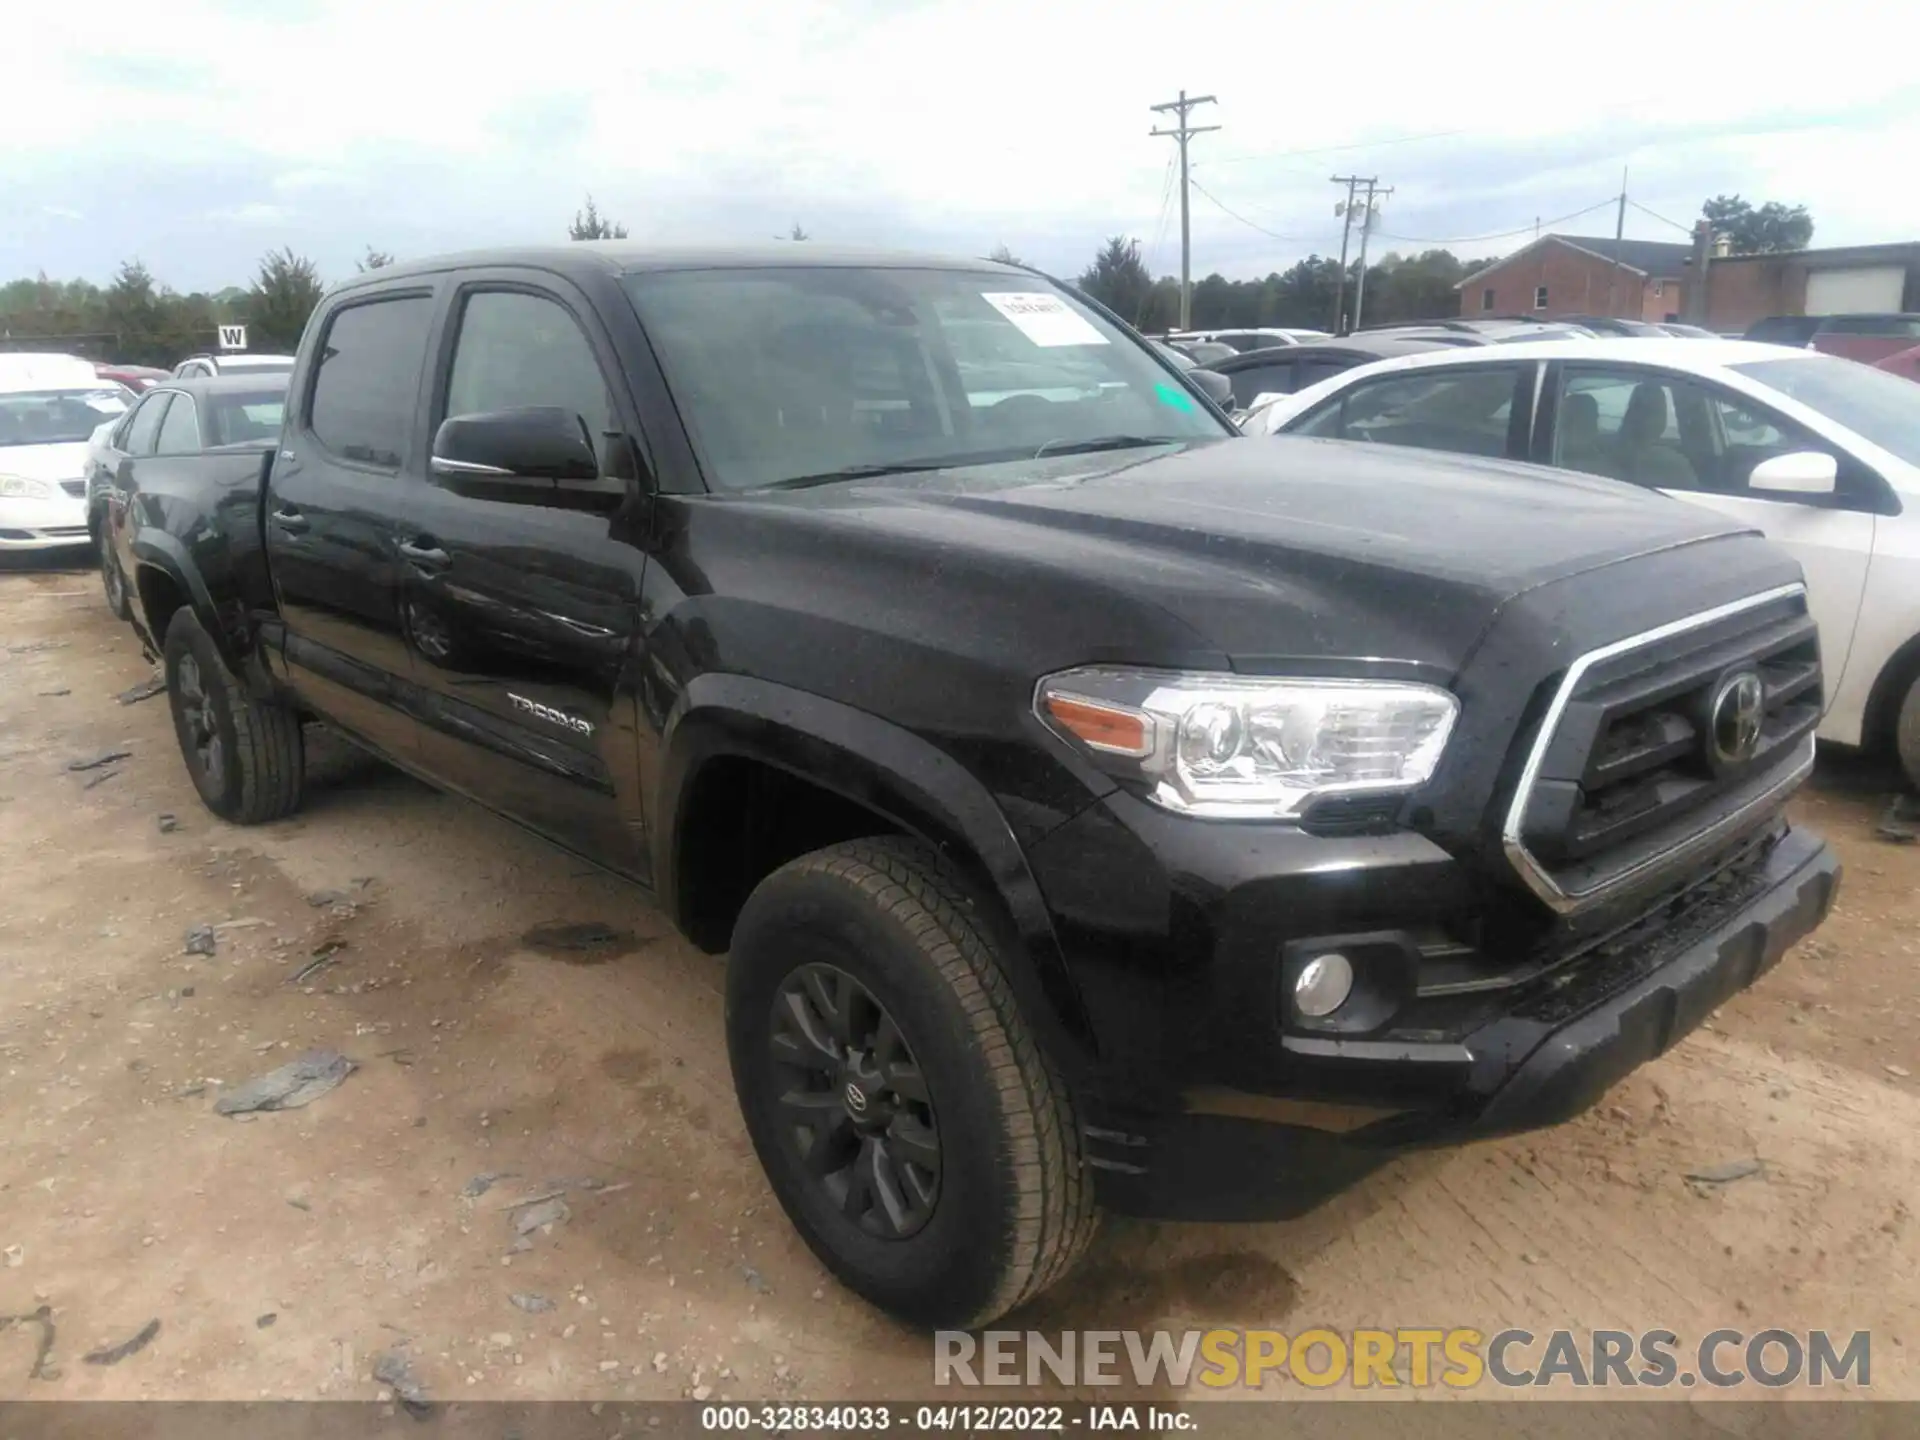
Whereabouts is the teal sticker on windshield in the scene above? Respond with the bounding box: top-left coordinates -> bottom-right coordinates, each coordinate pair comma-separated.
1154,382 -> 1196,413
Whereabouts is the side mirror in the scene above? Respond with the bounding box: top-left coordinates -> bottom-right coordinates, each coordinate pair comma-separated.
1190,368 -> 1234,409
431,406 -> 626,513
1749,450 -> 1838,497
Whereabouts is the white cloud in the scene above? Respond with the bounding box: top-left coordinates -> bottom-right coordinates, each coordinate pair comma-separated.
8,0 -> 1920,283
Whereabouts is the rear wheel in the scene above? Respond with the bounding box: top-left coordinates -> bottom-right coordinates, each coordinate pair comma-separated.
1897,676 -> 1920,792
726,838 -> 1096,1328
163,606 -> 304,823
98,527 -> 131,621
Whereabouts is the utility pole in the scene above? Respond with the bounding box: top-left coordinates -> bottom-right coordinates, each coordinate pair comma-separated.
1330,176 -> 1360,333
1683,219 -> 1715,324
1349,179 -> 1392,331
1606,166 -> 1628,317
1151,90 -> 1219,330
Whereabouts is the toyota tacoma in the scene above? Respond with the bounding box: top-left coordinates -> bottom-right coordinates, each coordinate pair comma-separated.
117,245 -> 1840,1328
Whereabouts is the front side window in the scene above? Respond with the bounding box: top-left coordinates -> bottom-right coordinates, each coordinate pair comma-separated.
156,394 -> 200,453
444,291 -> 614,470
623,267 -> 1230,491
0,387 -> 133,449
308,295 -> 434,468
1555,364 -> 1863,503
1289,366 -> 1522,460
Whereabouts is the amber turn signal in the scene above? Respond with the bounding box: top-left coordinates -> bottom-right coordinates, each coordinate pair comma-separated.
1043,693 -> 1153,757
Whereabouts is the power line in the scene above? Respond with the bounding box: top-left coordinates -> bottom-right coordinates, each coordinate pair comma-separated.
1188,177 -> 1328,243
1144,154 -> 1178,277
1375,197 -> 1618,246
1150,90 -> 1220,330
1629,198 -> 1695,234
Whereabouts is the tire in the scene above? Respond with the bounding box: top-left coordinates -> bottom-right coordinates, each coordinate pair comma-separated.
726,837 -> 1097,1329
1898,675 -> 1920,793
162,605 -> 304,824
99,532 -> 132,622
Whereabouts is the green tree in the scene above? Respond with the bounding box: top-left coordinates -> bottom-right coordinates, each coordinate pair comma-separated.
245,248 -> 324,351
1702,195 -> 1814,255
102,261 -> 165,363
569,195 -> 628,241
1077,237 -> 1158,327
357,247 -> 395,272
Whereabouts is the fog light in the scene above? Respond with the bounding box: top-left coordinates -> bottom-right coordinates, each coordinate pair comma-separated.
1294,953 -> 1354,1018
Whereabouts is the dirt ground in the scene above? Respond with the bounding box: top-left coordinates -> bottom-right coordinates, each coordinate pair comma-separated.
1,558 -> 1916,1405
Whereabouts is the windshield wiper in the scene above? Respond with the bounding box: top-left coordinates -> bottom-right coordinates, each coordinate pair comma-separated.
758,461 -> 954,491
1033,435 -> 1189,459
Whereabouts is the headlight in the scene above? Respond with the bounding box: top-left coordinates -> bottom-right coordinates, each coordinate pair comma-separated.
0,475 -> 52,499
1035,666 -> 1458,819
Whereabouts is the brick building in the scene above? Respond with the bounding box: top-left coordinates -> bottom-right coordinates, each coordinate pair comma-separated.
1455,235 -> 1692,322
1457,232 -> 1920,332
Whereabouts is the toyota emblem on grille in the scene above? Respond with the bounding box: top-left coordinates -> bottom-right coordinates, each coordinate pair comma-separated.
1709,669 -> 1766,767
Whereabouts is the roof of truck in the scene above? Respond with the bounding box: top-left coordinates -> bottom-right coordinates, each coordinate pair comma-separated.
340,244 -> 1032,292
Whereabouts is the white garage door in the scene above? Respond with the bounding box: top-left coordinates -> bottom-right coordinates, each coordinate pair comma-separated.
1805,265 -> 1906,314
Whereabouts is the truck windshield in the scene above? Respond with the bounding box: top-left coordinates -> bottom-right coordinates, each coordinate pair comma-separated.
1731,355 -> 1920,469
622,266 -> 1230,491
0,388 -> 130,447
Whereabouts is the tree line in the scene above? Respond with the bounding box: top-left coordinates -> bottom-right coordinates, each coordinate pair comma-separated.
0,191 -> 1813,366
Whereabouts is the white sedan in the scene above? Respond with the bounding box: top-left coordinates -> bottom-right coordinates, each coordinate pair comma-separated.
1243,337 -> 1920,785
1,357 -> 135,553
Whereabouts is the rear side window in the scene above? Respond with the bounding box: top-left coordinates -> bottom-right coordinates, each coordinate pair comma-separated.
124,393 -> 172,455
307,295 -> 434,468
1290,366 -> 1523,460
156,395 -> 200,453
1227,362 -> 1294,407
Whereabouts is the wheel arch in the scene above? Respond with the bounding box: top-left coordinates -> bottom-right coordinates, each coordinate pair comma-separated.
1860,627 -> 1920,759
654,673 -> 1098,1063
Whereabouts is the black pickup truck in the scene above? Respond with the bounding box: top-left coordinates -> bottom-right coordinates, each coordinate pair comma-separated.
119,245 -> 1840,1329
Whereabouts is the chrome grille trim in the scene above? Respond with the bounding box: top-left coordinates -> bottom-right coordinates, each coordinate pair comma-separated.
1500,582 -> 1811,915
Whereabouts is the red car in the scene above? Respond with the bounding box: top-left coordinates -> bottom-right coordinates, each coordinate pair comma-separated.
1745,313 -> 1920,366
1876,343 -> 1920,383
93,363 -> 170,392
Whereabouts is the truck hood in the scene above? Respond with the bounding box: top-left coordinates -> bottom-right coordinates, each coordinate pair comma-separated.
0,441 -> 90,483
772,435 -> 1762,678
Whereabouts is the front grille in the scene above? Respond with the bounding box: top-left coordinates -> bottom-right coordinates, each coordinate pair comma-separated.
1504,585 -> 1820,914
60,479 -> 88,498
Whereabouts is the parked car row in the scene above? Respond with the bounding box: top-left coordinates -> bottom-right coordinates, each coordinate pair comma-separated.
1242,336 -> 1920,786
77,241 -> 1841,1329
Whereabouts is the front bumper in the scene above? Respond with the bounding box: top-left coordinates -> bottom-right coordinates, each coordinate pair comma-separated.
1085,825 -> 1839,1220
0,491 -> 91,551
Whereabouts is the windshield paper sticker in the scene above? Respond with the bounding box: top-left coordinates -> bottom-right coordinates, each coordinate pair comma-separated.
981,293 -> 1110,348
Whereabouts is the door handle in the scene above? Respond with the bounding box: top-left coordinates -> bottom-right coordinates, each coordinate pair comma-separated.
397,538 -> 451,570
269,506 -> 309,534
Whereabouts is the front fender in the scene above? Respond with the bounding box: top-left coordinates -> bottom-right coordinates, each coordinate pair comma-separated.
654,672 -> 1098,1064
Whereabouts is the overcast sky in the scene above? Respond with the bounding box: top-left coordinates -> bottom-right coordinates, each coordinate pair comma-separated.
8,0 -> 1918,294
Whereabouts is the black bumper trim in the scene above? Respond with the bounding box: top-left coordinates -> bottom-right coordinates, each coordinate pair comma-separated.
1085,827 -> 1840,1221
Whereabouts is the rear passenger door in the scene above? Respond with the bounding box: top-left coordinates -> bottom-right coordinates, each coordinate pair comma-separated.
397,277 -> 650,874
265,288 -> 437,758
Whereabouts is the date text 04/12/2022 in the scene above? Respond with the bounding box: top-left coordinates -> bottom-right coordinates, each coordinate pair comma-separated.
698,1404 -> 1195,1432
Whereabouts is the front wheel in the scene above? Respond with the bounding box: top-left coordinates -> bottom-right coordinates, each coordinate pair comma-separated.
726,838 -> 1097,1329
163,606 -> 305,824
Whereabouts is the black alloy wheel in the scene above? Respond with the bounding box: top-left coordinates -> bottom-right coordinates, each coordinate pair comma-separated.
769,962 -> 941,1239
